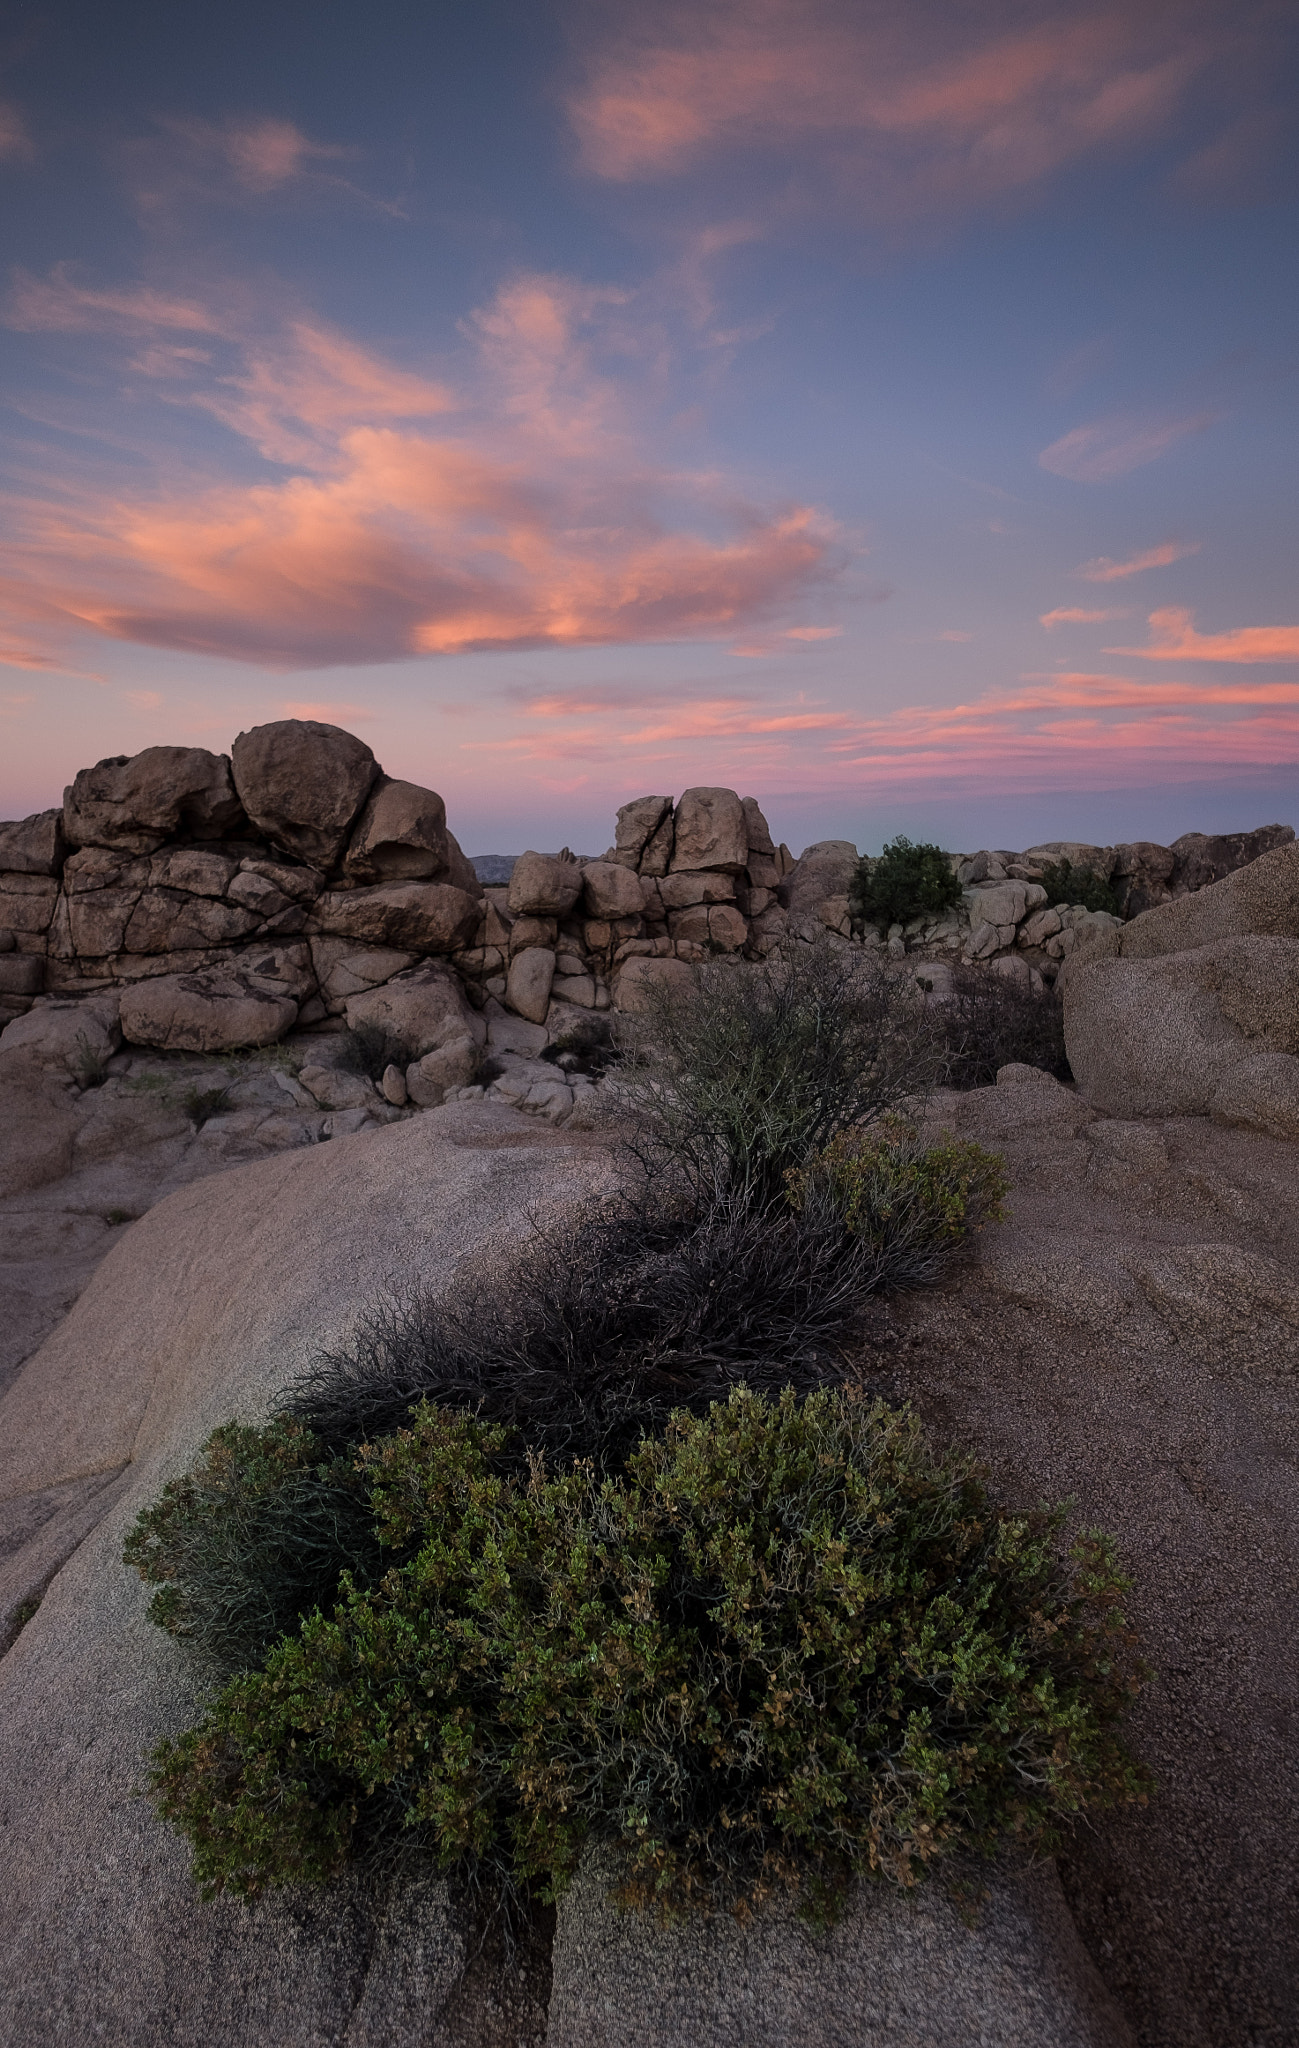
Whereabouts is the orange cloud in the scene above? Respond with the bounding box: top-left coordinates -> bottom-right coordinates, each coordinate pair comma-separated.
1107,609 -> 1299,664
0,273 -> 840,668
566,2 -> 1221,220
1038,413 -> 1216,482
1076,540 -> 1200,580
1039,607 -> 1129,628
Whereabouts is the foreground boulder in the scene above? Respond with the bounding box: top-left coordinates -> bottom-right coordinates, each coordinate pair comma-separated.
1063,845 -> 1299,1120
0,1106 -> 608,2045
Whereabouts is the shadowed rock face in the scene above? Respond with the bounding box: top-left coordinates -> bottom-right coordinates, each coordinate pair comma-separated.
342,776 -> 451,883
63,748 -> 245,854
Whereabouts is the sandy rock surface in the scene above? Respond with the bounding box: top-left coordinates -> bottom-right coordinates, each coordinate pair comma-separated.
549,1851 -> 1131,2048
899,1070 -> 1299,2048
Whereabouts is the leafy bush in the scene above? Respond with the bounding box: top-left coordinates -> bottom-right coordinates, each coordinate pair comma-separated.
145,1388 -> 1148,1916
124,1420 -> 384,1668
337,1020 -> 413,1084
787,1125 -> 1007,1284
618,938 -> 941,1207
938,965 -> 1070,1089
850,838 -> 962,934
1037,858 -> 1121,918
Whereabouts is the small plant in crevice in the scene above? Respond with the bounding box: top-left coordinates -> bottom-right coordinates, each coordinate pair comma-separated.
181,1083 -> 232,1128
336,1020 -> 414,1085
849,838 -> 962,935
541,1014 -> 618,1079
938,964 -> 1070,1089
140,1388 -> 1150,1917
105,1207 -> 135,1226
69,1031 -> 111,1089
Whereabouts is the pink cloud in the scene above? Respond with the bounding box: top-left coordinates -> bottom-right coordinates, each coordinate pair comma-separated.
0,273 -> 840,668
784,624 -> 842,640
1039,607 -> 1129,628
565,2 -> 1223,221
1107,608 -> 1299,664
447,663 -> 1299,803
1038,413 -> 1216,482
1075,540 -> 1200,581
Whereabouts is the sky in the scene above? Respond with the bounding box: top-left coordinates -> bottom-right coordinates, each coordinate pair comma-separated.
1,0 -> 1297,857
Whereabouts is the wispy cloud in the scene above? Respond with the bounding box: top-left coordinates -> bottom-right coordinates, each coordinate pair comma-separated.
1075,540 -> 1201,581
1040,607 -> 1130,628
1108,608 -> 1299,664
124,115 -> 401,221
8,267 -> 220,335
0,103 -> 31,161
1038,413 -> 1216,482
565,1 -> 1231,225
0,270 -> 841,668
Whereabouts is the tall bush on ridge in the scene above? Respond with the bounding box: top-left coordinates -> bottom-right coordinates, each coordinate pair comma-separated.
849,838 -> 962,934
615,938 -> 942,1208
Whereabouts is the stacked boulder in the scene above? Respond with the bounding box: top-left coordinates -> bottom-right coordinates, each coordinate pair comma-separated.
458,788 -> 796,1025
0,722 -> 482,1065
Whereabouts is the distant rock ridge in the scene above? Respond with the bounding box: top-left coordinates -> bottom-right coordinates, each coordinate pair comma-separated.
0,717 -> 1292,1080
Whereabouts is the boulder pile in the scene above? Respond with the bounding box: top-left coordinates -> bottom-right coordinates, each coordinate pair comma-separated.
0,719 -> 1291,1087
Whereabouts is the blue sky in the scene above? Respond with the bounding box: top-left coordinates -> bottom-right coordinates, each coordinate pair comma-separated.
1,0 -> 1297,855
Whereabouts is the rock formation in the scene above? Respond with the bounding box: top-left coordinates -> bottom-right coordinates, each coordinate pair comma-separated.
0,719 -> 1292,1093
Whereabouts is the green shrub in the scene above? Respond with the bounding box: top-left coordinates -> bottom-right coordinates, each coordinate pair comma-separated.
145,1389 -> 1148,1916
620,938 -> 941,1207
1037,859 -> 1121,917
123,1419 -> 384,1668
787,1125 -> 1008,1282
850,838 -> 962,934
938,965 -> 1070,1089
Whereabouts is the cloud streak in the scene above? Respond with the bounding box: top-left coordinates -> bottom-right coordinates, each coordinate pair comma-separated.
1038,413 -> 1216,482
0,272 -> 840,668
1075,540 -> 1200,581
1040,608 -> 1129,627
